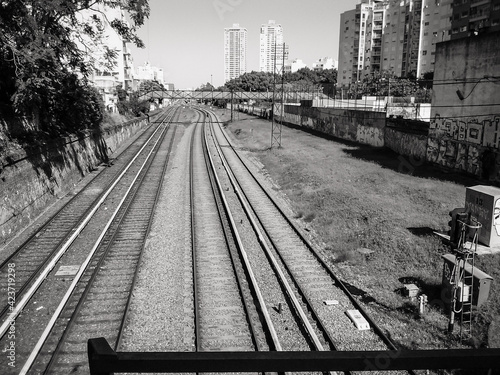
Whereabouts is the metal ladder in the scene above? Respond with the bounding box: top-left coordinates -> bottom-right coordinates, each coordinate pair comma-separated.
452,215 -> 481,343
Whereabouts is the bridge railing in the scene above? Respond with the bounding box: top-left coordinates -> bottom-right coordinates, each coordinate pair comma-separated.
88,337 -> 500,374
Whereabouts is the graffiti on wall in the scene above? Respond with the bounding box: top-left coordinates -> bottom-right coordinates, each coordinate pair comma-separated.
384,128 -> 427,159
427,137 -> 480,175
427,114 -> 500,177
430,114 -> 500,147
357,125 -> 384,147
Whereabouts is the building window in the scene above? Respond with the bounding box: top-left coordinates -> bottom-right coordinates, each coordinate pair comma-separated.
460,25 -> 467,31
423,50 -> 427,55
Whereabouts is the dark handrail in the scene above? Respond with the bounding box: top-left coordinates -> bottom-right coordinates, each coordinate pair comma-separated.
88,337 -> 500,374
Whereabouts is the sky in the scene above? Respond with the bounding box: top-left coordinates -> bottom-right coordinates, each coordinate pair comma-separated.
129,0 -> 360,89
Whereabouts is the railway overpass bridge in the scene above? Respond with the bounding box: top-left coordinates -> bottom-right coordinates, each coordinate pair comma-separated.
138,90 -> 326,102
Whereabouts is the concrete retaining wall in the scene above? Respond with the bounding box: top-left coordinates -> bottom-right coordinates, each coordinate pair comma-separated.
0,117 -> 149,245
384,118 -> 429,160
276,104 -> 386,147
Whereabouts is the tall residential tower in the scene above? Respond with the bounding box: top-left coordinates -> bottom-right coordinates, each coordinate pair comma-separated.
224,24 -> 247,83
338,0 -> 452,87
259,20 -> 288,73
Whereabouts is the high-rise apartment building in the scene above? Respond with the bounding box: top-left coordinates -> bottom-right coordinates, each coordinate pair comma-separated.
224,24 -> 247,83
450,0 -> 500,39
259,20 -> 288,73
338,1 -> 375,86
338,0 -> 452,87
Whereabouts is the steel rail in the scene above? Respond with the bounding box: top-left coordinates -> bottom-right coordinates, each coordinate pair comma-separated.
114,115 -> 179,351
41,107 -> 180,374
200,109 -> 282,352
189,113 -> 202,352
206,111 -> 340,352
18,108 -> 179,374
199,109 -> 263,351
206,111 -> 326,354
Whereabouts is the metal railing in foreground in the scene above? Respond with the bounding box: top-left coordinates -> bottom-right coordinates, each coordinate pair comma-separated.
88,337 -> 500,374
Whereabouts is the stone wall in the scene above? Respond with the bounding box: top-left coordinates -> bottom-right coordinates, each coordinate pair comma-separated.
0,117 -> 149,245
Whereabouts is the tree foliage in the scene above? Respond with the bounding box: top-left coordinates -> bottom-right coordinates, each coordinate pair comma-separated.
196,82 -> 215,91
0,0 -> 149,136
139,79 -> 164,93
223,68 -> 338,93
345,70 -> 432,101
225,71 -> 275,92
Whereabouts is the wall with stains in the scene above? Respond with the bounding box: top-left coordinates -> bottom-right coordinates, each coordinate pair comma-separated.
277,104 -> 386,147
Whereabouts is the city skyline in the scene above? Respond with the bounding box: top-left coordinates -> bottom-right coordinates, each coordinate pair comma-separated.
128,0 -> 359,89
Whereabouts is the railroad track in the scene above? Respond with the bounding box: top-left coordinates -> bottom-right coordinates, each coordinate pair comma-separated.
200,107 -> 413,374
0,106 -> 180,373
0,104 -> 416,374
190,111 -> 255,351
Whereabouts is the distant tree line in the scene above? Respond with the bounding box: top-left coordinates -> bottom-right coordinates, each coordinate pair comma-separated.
208,68 -> 432,102
344,70 -> 433,101
220,68 -> 337,93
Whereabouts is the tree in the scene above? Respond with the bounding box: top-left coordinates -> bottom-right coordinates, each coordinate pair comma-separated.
225,71 -> 275,92
346,70 -> 421,98
0,0 -> 149,135
224,68 -> 338,94
196,82 -> 214,91
139,80 -> 164,93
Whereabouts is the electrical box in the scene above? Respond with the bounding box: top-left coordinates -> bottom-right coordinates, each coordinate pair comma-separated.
465,185 -> 500,247
441,254 -> 493,309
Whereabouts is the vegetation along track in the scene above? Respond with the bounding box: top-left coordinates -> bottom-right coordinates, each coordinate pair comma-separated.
203,108 -> 414,374
0,106 -> 180,374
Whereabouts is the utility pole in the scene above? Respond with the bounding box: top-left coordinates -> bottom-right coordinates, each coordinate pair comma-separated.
280,42 -> 286,126
271,40 -> 284,149
230,90 -> 233,122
